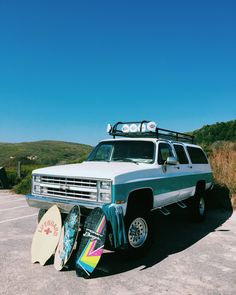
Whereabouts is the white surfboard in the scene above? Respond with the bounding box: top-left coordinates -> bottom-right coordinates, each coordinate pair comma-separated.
54,226 -> 65,270
31,205 -> 62,265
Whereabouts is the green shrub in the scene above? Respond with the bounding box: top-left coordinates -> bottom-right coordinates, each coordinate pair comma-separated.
14,174 -> 32,195
5,168 -> 21,187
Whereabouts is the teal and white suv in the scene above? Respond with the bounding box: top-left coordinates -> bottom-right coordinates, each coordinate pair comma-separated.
26,121 -> 213,256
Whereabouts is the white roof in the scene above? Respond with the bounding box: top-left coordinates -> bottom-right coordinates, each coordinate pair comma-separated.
101,137 -> 158,143
100,137 -> 201,148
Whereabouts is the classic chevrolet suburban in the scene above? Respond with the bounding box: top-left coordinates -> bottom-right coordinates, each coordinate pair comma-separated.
26,121 -> 213,256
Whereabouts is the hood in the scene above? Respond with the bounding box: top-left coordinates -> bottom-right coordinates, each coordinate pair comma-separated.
33,161 -> 146,180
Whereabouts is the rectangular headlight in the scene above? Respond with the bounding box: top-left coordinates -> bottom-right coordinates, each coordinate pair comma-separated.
34,185 -> 41,194
100,181 -> 111,190
34,175 -> 41,183
99,193 -> 111,203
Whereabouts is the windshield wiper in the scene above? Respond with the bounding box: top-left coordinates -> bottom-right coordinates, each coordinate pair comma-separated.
112,158 -> 139,164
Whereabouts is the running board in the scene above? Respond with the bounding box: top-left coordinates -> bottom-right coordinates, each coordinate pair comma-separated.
158,207 -> 170,216
177,201 -> 187,209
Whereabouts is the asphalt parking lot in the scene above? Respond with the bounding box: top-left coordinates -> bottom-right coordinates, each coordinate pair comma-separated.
0,190 -> 236,295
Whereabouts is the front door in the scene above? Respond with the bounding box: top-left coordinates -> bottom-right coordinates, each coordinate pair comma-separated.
153,142 -> 180,208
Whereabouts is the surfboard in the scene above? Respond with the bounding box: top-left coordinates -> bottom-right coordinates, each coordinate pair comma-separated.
75,207 -> 107,278
31,205 -> 62,265
54,205 -> 80,271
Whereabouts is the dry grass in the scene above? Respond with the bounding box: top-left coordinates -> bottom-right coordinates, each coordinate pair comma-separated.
210,142 -> 236,209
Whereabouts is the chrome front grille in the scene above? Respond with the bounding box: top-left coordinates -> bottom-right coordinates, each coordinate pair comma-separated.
41,176 -> 97,188
39,176 -> 98,202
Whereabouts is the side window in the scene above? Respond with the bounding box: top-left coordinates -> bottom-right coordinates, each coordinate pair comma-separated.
187,146 -> 208,164
173,144 -> 189,164
158,143 -> 173,165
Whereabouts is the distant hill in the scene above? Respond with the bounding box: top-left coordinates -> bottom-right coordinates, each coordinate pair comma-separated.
0,140 -> 93,167
192,119 -> 236,146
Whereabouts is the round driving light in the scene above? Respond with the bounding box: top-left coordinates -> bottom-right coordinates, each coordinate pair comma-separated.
122,124 -> 130,133
147,121 -> 157,131
130,124 -> 138,133
107,124 -> 112,133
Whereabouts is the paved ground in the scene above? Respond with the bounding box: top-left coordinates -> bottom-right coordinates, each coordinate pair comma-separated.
0,190 -> 235,295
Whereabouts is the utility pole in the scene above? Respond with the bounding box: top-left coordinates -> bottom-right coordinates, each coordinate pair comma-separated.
17,161 -> 21,178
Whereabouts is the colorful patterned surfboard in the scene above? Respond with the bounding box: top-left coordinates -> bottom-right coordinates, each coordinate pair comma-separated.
75,207 -> 107,278
31,205 -> 62,265
54,205 -> 80,271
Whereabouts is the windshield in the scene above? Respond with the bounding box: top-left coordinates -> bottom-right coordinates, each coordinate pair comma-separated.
87,141 -> 155,164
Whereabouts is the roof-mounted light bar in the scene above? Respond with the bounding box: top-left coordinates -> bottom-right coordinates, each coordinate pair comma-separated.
106,120 -> 194,143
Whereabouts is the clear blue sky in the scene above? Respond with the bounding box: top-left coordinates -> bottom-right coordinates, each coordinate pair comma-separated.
0,0 -> 235,145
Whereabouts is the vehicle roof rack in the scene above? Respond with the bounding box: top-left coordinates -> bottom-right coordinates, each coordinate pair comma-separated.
108,120 -> 194,144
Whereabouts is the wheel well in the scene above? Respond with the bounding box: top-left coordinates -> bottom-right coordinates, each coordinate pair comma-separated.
126,189 -> 153,216
195,180 -> 206,194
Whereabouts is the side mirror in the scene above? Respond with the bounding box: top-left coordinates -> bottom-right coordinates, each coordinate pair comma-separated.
166,157 -> 178,165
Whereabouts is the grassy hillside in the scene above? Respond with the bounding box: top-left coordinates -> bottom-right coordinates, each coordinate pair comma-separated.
0,140 -> 92,193
0,140 -> 92,167
192,119 -> 236,147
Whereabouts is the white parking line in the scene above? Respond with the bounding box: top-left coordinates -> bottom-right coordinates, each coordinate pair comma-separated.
0,205 -> 28,212
0,198 -> 25,205
0,213 -> 38,224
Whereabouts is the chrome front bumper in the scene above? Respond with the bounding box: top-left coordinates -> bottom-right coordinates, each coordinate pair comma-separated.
25,194 -> 103,213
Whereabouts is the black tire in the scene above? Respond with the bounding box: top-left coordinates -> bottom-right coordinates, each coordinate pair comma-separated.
190,189 -> 207,222
38,208 -> 47,223
124,211 -> 152,258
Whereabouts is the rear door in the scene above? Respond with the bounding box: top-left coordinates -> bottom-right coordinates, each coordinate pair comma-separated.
186,145 -> 212,190
173,143 -> 193,200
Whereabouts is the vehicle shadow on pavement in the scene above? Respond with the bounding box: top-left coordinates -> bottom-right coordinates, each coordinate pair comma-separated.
92,206 -> 233,278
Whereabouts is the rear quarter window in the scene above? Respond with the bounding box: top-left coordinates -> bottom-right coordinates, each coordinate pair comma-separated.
187,146 -> 208,164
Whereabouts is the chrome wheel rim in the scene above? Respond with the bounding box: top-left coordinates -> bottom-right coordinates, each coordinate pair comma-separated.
199,197 -> 205,216
128,217 -> 148,248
